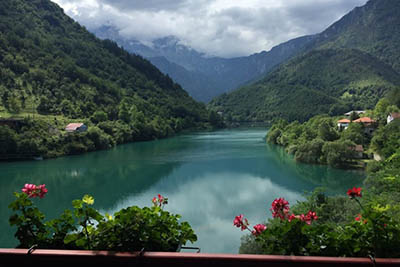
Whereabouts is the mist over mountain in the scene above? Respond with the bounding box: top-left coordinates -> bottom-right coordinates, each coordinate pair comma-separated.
210,0 -> 400,122
92,26 -> 314,102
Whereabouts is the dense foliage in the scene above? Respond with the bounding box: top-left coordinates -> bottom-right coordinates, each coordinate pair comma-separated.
266,115 -> 362,168
0,0 -> 223,159
311,0 -> 400,73
240,95 -> 400,257
9,186 -> 196,251
210,49 -> 400,122
210,0 -> 400,123
238,190 -> 400,257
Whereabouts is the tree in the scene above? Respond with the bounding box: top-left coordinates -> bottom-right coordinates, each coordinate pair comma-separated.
318,121 -> 339,141
321,140 -> 355,167
118,101 -> 131,123
341,123 -> 365,145
349,112 -> 360,122
0,126 -> 18,154
91,111 -> 108,123
7,95 -> 22,114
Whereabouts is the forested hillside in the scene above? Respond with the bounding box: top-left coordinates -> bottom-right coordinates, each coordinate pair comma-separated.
0,0 -> 221,159
210,0 -> 400,122
211,49 -> 400,122
309,0 -> 400,73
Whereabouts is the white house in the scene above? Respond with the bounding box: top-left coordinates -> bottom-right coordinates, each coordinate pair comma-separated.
344,110 -> 365,117
387,112 -> 400,124
337,119 -> 350,130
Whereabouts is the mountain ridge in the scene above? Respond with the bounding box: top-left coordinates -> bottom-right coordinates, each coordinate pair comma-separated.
210,0 -> 400,122
92,25 -> 314,102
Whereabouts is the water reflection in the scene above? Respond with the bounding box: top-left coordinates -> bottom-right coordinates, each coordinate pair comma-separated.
0,128 -> 365,252
104,172 -> 304,254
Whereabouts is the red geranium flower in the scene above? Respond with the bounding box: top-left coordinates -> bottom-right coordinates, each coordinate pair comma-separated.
347,187 -> 362,198
270,198 -> 290,220
252,224 -> 266,236
21,184 -> 48,198
233,214 -> 249,231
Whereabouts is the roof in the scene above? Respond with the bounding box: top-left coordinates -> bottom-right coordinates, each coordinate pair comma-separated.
65,123 -> 84,131
338,119 -> 350,123
390,112 -> 400,119
345,110 -> 365,116
354,145 -> 364,152
353,117 -> 376,123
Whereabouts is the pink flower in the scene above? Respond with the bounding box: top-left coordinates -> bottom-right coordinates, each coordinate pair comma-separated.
21,184 -> 47,198
300,211 -> 318,225
37,184 -> 48,198
233,214 -> 243,227
288,214 -> 298,222
252,224 -> 267,236
233,214 -> 249,231
152,194 -> 168,207
270,198 -> 290,220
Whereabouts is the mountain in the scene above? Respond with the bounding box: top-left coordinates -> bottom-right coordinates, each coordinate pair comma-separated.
308,0 -> 400,73
92,26 -> 314,102
210,0 -> 400,122
0,0 -> 218,158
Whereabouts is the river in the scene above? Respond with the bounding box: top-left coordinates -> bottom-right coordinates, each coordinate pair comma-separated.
0,128 -> 364,253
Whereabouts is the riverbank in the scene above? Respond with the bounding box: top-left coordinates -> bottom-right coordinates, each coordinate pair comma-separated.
266,115 -> 374,169
0,113 -> 223,162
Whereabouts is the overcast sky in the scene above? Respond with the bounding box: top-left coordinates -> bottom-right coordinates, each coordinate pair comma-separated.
51,0 -> 368,58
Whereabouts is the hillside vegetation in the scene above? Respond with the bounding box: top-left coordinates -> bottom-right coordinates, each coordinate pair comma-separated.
210,0 -> 400,122
211,49 -> 400,122
240,92 -> 400,257
0,0 -> 221,159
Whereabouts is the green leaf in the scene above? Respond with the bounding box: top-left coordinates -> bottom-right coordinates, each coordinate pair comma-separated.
72,199 -> 83,209
64,233 -> 79,244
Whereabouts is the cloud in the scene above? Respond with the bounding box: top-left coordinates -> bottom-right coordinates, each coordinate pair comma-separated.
102,172 -> 305,253
52,0 -> 368,57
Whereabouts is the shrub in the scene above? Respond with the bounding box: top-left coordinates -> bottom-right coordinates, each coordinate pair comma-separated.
9,184 -> 197,251
236,188 -> 400,257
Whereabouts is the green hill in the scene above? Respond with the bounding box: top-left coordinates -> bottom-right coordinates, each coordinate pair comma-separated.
309,0 -> 400,73
0,0 -> 212,124
0,0 -> 220,159
210,0 -> 400,122
210,49 -> 400,122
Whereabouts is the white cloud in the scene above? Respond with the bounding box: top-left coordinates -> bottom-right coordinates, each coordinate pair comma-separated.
101,172 -> 304,253
51,0 -> 368,57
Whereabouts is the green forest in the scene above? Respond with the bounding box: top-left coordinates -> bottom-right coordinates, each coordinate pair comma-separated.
0,0 -> 223,159
210,0 -> 400,123
240,92 -> 400,256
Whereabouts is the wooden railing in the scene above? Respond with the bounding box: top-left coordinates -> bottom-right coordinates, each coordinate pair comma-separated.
1,249 -> 400,267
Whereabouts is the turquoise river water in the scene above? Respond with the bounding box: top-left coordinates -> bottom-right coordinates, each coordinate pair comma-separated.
0,128 -> 365,253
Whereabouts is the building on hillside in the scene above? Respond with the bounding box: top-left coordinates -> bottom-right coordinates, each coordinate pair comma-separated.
65,123 -> 87,133
353,117 -> 377,135
351,145 -> 364,159
337,119 -> 351,130
387,112 -> 400,124
344,110 -> 365,117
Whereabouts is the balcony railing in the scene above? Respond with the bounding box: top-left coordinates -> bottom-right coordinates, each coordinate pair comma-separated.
1,249 -> 400,267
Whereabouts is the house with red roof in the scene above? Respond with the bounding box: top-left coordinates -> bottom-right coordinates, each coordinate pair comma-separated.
387,112 -> 400,124
353,117 -> 377,135
65,123 -> 87,133
337,119 -> 350,130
